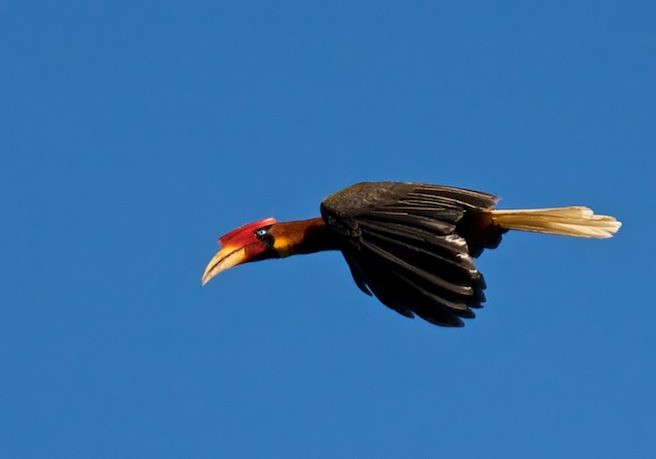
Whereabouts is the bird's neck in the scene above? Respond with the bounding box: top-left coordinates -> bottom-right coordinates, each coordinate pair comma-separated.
270,217 -> 340,258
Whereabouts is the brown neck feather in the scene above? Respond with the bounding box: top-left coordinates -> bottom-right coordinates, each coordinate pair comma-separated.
269,217 -> 340,257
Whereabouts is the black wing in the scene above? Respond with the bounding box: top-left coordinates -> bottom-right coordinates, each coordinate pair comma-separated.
320,181 -> 501,327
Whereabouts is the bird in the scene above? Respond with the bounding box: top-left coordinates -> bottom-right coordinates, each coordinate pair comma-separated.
201,182 -> 621,327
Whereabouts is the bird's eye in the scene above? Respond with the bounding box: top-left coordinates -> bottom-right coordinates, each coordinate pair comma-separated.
255,228 -> 268,238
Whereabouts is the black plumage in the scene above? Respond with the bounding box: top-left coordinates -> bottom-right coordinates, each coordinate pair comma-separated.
320,182 -> 505,327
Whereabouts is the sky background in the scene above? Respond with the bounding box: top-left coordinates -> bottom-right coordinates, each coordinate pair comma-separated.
1,1 -> 655,457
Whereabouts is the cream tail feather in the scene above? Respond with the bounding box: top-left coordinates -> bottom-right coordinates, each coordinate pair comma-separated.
489,206 -> 621,239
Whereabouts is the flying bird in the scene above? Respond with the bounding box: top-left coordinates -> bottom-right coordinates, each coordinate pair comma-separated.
202,182 -> 620,327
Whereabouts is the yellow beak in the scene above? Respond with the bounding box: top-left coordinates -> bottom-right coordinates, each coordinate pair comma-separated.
201,244 -> 249,286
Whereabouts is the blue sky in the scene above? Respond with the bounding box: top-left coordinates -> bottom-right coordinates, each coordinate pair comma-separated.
1,1 -> 655,457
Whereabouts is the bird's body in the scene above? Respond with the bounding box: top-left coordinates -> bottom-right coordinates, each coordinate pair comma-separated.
202,182 -> 620,327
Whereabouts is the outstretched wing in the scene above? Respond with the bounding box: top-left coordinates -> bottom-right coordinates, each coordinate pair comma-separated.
320,182 -> 500,327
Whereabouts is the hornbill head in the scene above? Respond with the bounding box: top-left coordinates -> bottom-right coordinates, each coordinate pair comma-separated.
201,217 -> 278,286
201,216 -> 336,286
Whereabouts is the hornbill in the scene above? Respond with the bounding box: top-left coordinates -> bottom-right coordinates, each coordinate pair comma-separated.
201,182 -> 620,327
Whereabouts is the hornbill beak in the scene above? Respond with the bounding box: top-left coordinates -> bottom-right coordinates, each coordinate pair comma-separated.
201,244 -> 250,286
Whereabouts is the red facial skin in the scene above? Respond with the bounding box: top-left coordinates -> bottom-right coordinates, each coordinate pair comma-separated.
217,217 -> 277,247
218,217 -> 277,260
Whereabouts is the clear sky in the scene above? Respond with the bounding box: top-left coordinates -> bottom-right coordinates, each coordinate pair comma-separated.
1,1 -> 655,458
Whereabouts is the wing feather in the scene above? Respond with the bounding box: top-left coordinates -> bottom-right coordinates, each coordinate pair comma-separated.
359,239 -> 475,297
321,181 -> 499,327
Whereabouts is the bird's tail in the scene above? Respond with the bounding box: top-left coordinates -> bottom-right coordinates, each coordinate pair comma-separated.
489,206 -> 621,239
